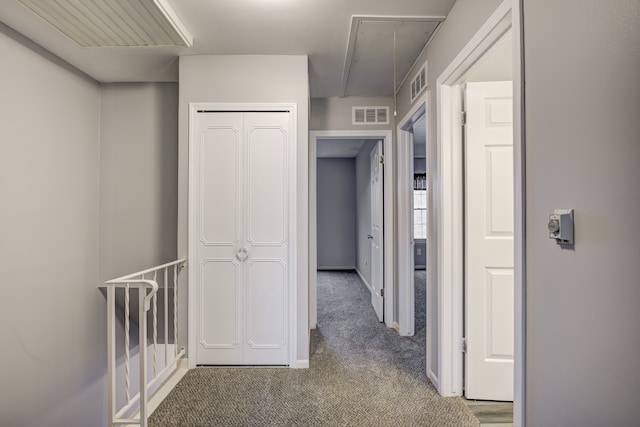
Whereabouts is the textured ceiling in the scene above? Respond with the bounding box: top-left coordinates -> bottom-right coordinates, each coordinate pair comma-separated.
0,0 -> 457,97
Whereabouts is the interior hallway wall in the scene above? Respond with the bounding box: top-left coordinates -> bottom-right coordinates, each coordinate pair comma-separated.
393,0 -> 503,383
0,23 -> 104,427
316,158 -> 356,269
99,83 -> 178,282
523,0 -> 640,425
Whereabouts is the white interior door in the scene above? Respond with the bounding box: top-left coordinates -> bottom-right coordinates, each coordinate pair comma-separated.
195,111 -> 289,366
370,140 -> 384,322
465,81 -> 514,400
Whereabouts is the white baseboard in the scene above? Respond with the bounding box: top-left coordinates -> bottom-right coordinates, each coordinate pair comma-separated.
355,268 -> 373,293
392,321 -> 400,333
317,266 -> 355,270
293,359 -> 309,369
147,359 -> 189,415
427,366 -> 440,391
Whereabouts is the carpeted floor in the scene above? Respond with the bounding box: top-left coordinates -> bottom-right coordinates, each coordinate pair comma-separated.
149,270 -> 480,426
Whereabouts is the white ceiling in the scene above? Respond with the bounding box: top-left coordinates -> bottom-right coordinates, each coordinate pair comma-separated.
0,0 -> 457,97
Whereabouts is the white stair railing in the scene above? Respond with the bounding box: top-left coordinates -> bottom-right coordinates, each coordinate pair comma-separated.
105,259 -> 186,427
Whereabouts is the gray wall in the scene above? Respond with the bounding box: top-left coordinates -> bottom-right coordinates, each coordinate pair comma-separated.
395,0 -> 504,382
316,159 -> 356,269
523,1 -> 640,425
311,96 -> 395,131
99,83 -> 178,282
178,55 -> 310,362
0,25 -> 104,427
355,141 -> 377,284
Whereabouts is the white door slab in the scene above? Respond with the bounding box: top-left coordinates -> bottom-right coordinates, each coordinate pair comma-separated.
370,140 -> 384,322
195,111 -> 289,365
465,81 -> 514,401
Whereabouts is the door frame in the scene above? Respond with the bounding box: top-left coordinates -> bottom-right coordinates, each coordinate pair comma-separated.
396,92 -> 428,338
309,130 -> 394,330
435,0 -> 525,425
187,102 -> 299,368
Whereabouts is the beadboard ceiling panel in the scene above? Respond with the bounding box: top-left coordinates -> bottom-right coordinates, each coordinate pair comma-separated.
17,0 -> 192,47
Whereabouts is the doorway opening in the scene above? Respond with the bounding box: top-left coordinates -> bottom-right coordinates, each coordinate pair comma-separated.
397,93 -> 429,341
309,131 -> 394,330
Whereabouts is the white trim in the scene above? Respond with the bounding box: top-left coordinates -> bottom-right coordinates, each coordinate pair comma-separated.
294,359 -> 310,369
435,3 -> 524,424
396,92 -> 428,338
310,130 -> 394,330
153,0 -> 193,47
513,1 -> 526,425
145,360 -> 189,416
427,365 -> 440,391
355,267 -> 373,294
188,102 -> 298,369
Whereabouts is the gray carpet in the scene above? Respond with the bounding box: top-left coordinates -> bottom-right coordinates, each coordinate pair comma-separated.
149,271 -> 479,426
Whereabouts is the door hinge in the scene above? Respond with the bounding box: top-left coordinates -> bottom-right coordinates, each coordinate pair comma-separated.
380,288 -> 385,297
379,155 -> 384,164
462,337 -> 467,353
461,111 -> 467,126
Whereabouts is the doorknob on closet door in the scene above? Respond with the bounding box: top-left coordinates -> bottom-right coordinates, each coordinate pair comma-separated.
235,248 -> 249,262
367,234 -> 373,239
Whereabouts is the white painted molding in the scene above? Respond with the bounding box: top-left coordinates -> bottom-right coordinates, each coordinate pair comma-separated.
355,267 -> 373,294
435,0 -> 517,399
512,1 -> 526,426
427,366 -> 440,391
318,266 -> 357,271
188,103 -> 299,369
396,92 -> 428,338
309,130 -> 394,330
295,359 -> 310,369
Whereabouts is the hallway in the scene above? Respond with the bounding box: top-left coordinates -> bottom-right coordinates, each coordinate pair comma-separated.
149,271 -> 478,426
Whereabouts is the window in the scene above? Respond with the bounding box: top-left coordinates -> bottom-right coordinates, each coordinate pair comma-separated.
414,174 -> 427,239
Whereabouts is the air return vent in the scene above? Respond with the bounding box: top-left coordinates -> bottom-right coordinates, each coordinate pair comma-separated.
17,0 -> 192,47
410,62 -> 428,103
352,106 -> 389,125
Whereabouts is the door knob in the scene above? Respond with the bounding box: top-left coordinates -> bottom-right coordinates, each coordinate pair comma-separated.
235,248 -> 249,262
367,234 -> 373,240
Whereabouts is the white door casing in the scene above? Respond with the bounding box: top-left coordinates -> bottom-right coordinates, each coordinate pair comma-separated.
465,81 -> 514,400
370,140 -> 384,322
194,111 -> 290,366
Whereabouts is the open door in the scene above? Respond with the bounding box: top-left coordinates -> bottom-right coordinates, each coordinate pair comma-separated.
370,140 -> 384,322
465,81 -> 514,400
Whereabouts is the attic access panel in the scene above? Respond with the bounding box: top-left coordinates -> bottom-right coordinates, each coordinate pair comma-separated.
342,17 -> 442,97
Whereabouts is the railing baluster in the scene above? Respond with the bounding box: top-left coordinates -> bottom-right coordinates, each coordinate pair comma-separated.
125,283 -> 130,404
104,259 -> 185,427
164,267 -> 169,366
138,286 -> 148,427
107,286 -> 116,427
152,271 -> 158,377
173,264 -> 178,357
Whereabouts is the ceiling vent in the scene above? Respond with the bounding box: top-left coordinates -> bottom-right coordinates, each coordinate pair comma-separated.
352,106 -> 390,125
17,0 -> 192,47
410,61 -> 428,103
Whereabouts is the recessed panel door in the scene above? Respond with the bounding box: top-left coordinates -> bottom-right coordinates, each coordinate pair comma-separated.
195,111 -> 289,366
370,140 -> 384,322
465,81 -> 514,400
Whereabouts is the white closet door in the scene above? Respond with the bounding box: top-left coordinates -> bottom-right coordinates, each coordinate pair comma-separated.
195,111 -> 289,366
